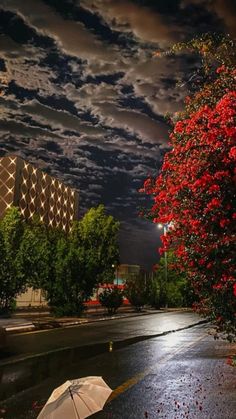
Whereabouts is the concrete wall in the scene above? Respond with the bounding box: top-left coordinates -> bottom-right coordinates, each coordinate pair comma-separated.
16,288 -> 47,308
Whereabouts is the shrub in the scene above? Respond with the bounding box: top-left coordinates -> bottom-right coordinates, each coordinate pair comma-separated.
147,276 -> 164,309
51,300 -> 85,317
166,282 -> 184,307
125,273 -> 149,311
99,287 -> 123,315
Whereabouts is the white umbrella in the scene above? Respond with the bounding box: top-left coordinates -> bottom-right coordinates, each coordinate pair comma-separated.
37,376 -> 112,419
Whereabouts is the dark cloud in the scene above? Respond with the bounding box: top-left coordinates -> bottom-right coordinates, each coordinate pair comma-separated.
181,0 -> 236,36
39,140 -> 63,154
81,0 -> 180,45
0,0 -> 233,268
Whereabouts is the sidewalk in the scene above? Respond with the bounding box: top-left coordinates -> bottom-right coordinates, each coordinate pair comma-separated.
0,306 -> 192,334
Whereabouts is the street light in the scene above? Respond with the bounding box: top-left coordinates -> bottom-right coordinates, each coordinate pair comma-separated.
112,264 -> 119,286
157,223 -> 168,308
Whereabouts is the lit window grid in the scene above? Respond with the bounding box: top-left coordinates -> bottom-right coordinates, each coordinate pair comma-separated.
0,157 -> 17,217
0,156 -> 78,231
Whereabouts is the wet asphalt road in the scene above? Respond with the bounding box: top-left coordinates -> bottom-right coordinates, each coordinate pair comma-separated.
2,312 -> 201,361
0,319 -> 236,418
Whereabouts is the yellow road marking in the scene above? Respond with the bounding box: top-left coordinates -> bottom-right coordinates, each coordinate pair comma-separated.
108,333 -> 206,402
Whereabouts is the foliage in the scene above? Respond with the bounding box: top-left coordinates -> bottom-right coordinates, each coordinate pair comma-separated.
148,252 -> 194,309
0,230 -> 10,313
99,287 -> 123,315
155,33 -> 236,94
43,227 -> 65,303
0,207 -> 25,313
125,272 -> 148,311
0,203 -> 120,316
42,205 -> 120,316
180,278 -> 198,308
70,204 -> 120,296
74,205 -> 120,285
173,33 -> 235,74
166,281 -> 185,308
227,356 -> 236,367
17,216 -> 50,289
41,235 -> 85,316
141,49 -> 236,339
147,274 -> 162,309
149,257 -> 168,308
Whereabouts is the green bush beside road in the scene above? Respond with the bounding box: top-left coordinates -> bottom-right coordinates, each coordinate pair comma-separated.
99,287 -> 123,315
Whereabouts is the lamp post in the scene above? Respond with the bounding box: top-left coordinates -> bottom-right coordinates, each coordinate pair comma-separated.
157,223 -> 168,308
116,266 -> 118,286
112,264 -> 118,286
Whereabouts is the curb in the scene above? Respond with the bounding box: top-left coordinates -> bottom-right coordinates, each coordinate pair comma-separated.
5,324 -> 36,333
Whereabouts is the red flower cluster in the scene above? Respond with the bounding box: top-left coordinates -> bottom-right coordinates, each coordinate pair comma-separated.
227,356 -> 236,367
141,69 -> 236,337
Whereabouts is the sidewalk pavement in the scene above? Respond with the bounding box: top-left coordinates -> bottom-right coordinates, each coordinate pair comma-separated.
0,306 -> 192,334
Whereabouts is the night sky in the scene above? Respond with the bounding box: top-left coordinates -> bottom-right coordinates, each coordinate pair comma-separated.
0,0 -> 235,269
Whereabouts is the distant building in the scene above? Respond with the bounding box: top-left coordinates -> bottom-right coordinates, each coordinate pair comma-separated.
16,288 -> 47,308
87,264 -> 142,307
0,155 -> 79,232
116,264 -> 141,283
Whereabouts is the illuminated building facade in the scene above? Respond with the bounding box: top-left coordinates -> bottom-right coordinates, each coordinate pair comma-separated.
116,264 -> 141,281
0,155 -> 79,231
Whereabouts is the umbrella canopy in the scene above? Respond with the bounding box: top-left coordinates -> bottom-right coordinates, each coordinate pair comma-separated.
37,376 -> 112,419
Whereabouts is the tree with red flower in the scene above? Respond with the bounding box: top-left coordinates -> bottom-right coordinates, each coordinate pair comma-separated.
141,35 -> 236,340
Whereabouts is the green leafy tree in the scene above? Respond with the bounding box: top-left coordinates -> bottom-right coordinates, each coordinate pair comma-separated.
125,272 -> 148,311
17,216 -> 50,289
75,205 -> 120,284
148,252 -> 193,309
0,207 -> 25,313
0,229 -> 9,313
44,227 -> 65,304
71,205 -> 120,293
147,271 -> 165,310
48,237 -> 86,316
147,276 -> 160,309
42,205 -> 120,316
166,281 -> 185,308
99,287 -> 123,315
